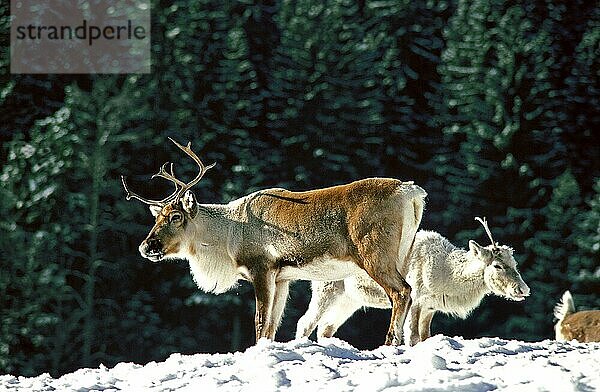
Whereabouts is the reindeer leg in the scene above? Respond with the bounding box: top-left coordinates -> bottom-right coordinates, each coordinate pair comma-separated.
266,280 -> 290,340
358,221 -> 413,345
296,281 -> 343,339
390,286 -> 411,345
253,271 -> 276,342
419,309 -> 434,342
361,261 -> 411,345
408,302 -> 421,346
318,292 -> 361,339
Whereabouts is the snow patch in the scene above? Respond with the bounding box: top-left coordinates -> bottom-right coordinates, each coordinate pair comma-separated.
1,336 -> 599,391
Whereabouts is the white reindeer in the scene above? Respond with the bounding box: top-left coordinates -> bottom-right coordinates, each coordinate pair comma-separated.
296,218 -> 530,346
554,290 -> 600,342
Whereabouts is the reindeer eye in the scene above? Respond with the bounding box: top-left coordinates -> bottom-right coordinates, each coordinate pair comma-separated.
170,213 -> 182,223
494,264 -> 503,270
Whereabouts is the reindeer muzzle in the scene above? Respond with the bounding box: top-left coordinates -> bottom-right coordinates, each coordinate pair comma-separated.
139,239 -> 164,262
510,284 -> 530,301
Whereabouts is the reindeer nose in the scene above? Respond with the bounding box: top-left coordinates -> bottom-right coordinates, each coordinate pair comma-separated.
515,287 -> 524,296
139,241 -> 149,256
148,238 -> 161,252
139,238 -> 161,256
515,285 -> 530,297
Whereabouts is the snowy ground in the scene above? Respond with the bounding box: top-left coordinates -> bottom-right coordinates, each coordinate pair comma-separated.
2,335 -> 599,391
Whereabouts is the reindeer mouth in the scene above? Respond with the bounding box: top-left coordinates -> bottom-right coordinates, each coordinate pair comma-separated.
144,252 -> 165,262
508,290 -> 530,302
494,286 -> 529,302
139,240 -> 166,262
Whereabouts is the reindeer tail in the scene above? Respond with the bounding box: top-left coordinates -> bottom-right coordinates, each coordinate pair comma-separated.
553,290 -> 576,322
396,184 -> 427,273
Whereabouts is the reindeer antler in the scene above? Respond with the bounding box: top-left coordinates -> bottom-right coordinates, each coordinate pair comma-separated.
121,138 -> 215,206
475,217 -> 498,248
167,137 -> 216,203
152,162 -> 185,188
121,175 -> 166,206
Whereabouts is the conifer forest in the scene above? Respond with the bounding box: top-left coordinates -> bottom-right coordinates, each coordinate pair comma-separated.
1,0 -> 598,377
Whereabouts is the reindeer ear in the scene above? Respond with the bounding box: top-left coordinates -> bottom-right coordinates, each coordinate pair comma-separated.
469,240 -> 493,263
181,190 -> 198,218
149,205 -> 162,217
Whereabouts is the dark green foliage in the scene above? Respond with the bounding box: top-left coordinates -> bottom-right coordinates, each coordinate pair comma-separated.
431,0 -> 598,340
520,170 -> 586,337
573,179 -> 600,309
1,0 -> 598,377
562,7 -> 600,191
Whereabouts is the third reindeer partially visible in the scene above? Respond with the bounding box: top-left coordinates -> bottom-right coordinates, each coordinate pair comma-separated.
554,290 -> 600,343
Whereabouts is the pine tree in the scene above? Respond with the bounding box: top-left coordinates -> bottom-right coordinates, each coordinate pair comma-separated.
267,0 -> 389,189
562,8 -> 600,191
570,179 -> 600,309
0,76 -> 158,375
519,170 -> 591,338
0,117 -> 76,375
363,0 -> 454,228
435,0 -> 570,339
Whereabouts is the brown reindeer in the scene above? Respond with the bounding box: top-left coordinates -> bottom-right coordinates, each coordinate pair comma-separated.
122,138 -> 427,345
554,291 -> 600,343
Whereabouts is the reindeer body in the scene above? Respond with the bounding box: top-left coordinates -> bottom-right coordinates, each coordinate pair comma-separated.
124,145 -> 427,346
179,179 -> 423,289
297,229 -> 530,345
405,231 -> 493,318
554,291 -> 600,343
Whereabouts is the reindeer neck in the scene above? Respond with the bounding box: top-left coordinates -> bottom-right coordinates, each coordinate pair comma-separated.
197,203 -> 230,219
445,248 -> 489,294
184,203 -> 242,294
186,203 -> 233,246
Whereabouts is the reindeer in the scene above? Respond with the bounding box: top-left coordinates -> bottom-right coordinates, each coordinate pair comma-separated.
121,138 -> 427,345
554,291 -> 600,342
296,218 -> 530,346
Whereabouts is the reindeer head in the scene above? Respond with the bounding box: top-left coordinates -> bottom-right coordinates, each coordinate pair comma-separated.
121,138 -> 215,262
469,217 -> 530,301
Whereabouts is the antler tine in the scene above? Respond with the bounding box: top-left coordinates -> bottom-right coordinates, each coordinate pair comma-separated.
150,162 -> 189,204
168,137 -> 216,201
152,162 -> 187,188
121,175 -> 164,207
475,217 -> 497,247
122,163 -> 184,207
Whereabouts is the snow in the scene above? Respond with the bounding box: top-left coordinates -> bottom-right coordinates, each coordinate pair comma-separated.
2,335 -> 599,391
